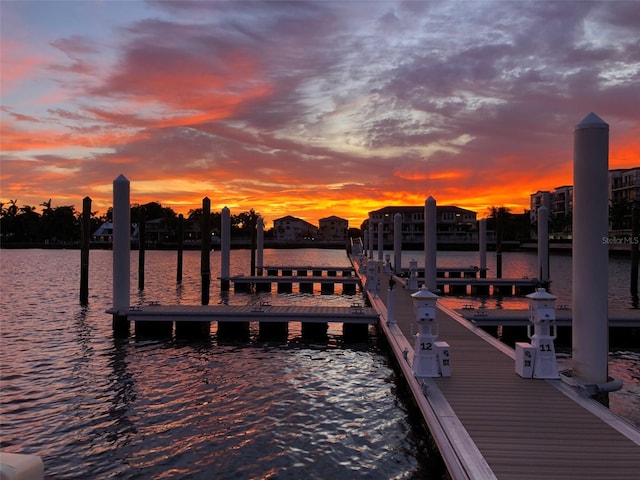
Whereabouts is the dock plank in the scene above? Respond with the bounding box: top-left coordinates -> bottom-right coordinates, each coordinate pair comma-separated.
363,266 -> 640,480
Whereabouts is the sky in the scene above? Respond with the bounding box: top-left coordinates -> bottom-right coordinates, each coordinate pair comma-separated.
1,0 -> 639,228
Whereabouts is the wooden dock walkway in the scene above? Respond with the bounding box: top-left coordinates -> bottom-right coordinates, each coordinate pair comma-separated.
110,304 -> 378,324
364,268 -> 640,479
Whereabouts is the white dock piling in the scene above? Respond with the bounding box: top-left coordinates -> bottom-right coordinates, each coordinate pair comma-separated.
377,221 -> 384,261
363,228 -> 369,255
394,212 -> 402,275
221,206 -> 231,291
424,196 -> 437,291
113,174 -> 130,315
408,259 -> 419,290
572,112 -> 609,386
368,216 -> 374,258
387,287 -> 396,325
537,205 -> 549,285
479,218 -> 487,278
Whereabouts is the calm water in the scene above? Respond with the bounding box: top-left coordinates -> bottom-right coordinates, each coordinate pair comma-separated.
1,248 -> 638,479
1,248 -> 439,479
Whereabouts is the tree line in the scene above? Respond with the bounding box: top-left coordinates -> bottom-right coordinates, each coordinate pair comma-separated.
0,199 -> 264,246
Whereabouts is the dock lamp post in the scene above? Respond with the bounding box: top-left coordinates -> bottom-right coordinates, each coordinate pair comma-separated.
411,287 -> 451,378
515,288 -> 559,379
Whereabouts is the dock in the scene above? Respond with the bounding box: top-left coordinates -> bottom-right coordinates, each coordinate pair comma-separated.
227,275 -> 361,293
111,303 -> 377,324
227,266 -> 361,294
456,307 -> 640,327
435,277 -> 541,295
361,265 -> 640,479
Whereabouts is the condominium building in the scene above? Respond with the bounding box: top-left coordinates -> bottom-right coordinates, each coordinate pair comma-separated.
318,215 -> 348,240
529,166 -> 639,235
367,205 -> 477,245
273,215 -> 318,241
610,167 -> 640,231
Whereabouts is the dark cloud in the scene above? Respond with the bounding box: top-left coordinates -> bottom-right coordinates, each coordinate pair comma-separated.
2,0 -> 639,221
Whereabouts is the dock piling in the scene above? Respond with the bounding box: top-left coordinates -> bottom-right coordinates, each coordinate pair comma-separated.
257,216 -> 264,276
368,217 -> 374,258
631,201 -> 639,305
387,287 -> 396,325
424,197 -> 437,292
537,205 -> 549,286
479,218 -> 487,279
80,196 -> 91,305
572,112 -> 609,387
112,174 -> 130,335
201,197 -> 211,305
176,214 -> 183,284
221,206 -> 230,291
138,206 -> 145,291
393,212 -> 402,275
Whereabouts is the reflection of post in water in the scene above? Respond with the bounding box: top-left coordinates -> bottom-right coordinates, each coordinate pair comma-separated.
631,201 -> 639,307
108,337 -> 136,446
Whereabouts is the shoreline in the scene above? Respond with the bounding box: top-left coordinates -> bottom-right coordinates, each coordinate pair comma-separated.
0,241 -> 634,255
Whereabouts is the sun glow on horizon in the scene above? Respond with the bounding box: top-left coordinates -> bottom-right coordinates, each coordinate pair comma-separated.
1,1 -> 638,229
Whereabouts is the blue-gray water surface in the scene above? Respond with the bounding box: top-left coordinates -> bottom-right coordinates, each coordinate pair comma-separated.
1,248 -> 440,479
1,248 -> 638,479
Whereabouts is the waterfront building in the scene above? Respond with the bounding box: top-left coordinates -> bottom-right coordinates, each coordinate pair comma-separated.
530,167 -> 639,239
366,205 -> 477,246
318,215 -> 348,240
273,215 -> 319,241
610,167 -> 640,233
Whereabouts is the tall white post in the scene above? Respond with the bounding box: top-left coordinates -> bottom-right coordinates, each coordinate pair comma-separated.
537,205 -> 549,285
479,218 -> 487,278
257,216 -> 264,276
363,228 -> 369,255
408,259 -> 419,290
572,112 -> 609,385
113,174 -> 130,313
368,216 -> 374,259
366,260 -> 378,295
424,196 -> 437,291
221,206 -> 231,291
387,287 -> 396,325
377,221 -> 384,261
394,212 -> 402,275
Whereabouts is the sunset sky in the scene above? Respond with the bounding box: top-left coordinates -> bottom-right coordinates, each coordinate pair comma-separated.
1,1 -> 639,227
